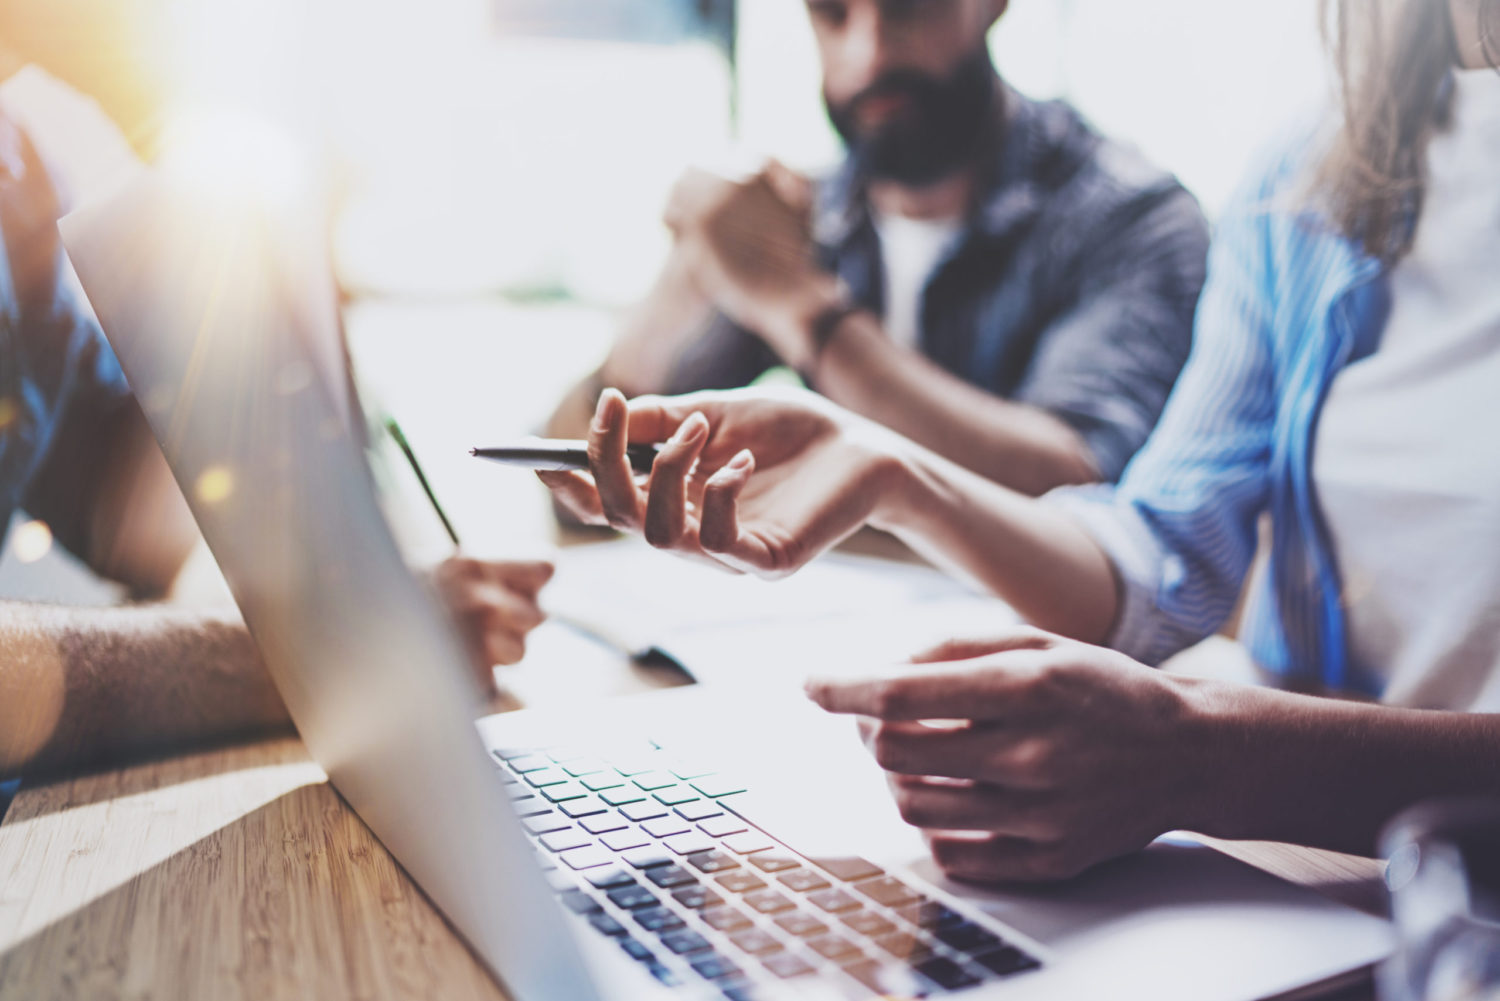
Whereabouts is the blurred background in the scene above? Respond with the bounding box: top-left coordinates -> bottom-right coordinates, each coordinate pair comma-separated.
0,0 -> 1328,597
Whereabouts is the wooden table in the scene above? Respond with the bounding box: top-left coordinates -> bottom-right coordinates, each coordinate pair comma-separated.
0,728 -> 1388,1001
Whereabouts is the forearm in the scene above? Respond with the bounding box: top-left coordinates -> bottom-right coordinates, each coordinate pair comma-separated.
816,317 -> 1099,495
87,402 -> 201,598
0,602 -> 290,781
872,441 -> 1118,642
1185,682 -> 1500,855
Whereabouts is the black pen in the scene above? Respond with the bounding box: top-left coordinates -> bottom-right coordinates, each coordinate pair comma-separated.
471,439 -> 662,475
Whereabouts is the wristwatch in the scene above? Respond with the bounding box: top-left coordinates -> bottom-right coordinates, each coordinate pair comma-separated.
801,296 -> 863,388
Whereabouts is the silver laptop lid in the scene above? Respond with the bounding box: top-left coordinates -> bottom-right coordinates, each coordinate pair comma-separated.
60,166 -> 601,1001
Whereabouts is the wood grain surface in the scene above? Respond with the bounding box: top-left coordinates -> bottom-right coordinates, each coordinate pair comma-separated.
0,738 -> 505,1001
0,737 -> 1388,1001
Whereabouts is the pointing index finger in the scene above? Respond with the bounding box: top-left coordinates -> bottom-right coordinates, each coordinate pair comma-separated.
805,657 -> 1037,722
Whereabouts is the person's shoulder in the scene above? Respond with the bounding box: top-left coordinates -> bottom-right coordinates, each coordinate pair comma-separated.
1008,89 -> 1193,218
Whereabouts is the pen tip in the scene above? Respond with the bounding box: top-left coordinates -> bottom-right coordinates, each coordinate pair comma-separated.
468,447 -> 478,456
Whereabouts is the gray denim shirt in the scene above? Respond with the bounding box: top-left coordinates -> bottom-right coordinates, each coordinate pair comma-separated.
665,82 -> 1210,482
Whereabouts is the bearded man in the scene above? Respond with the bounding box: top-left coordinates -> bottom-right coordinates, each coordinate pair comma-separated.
548,0 -> 1210,495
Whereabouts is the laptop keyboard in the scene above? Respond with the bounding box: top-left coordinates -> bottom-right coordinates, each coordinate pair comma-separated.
492,741 -> 1041,999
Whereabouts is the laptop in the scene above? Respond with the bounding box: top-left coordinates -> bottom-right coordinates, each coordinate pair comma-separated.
60,165 -> 1394,1001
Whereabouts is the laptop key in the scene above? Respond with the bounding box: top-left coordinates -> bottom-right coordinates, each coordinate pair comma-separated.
606,884 -> 658,910
809,857 -> 884,883
856,876 -> 922,908
557,796 -> 608,819
634,907 -> 685,933
722,832 -> 774,855
661,930 -> 713,956
691,776 -> 747,798
761,952 -> 816,979
663,832 -> 716,856
748,854 -> 801,873
672,885 -> 723,910
540,830 -> 593,853
601,829 -> 652,853
807,935 -> 863,963
646,961 -> 681,986
715,870 -> 765,894
559,889 -> 599,914
641,816 -> 691,839
874,932 -> 936,964
583,867 -> 635,890
542,782 -> 590,804
701,907 -> 754,933
807,889 -> 861,914
779,868 -> 831,893
843,959 -> 925,996
742,890 -> 796,915
507,753 -> 552,773
544,870 -> 577,893
522,812 -> 570,836
652,787 -> 701,807
689,953 -> 742,981
667,763 -> 718,780
622,846 -> 674,870
600,787 -> 647,807
842,910 -> 897,937
580,813 -> 629,835
580,773 -> 626,792
697,815 -> 748,838
523,767 -> 570,788
561,757 -> 608,777
971,946 -> 1041,978
896,900 -> 966,931
619,801 -> 669,822
620,937 -> 653,961
933,922 -> 1001,953
688,851 -> 741,874
774,912 -> 828,938
493,746 -> 539,762
645,864 -> 698,889
587,912 -> 627,937
727,928 -> 783,957
674,801 -> 724,822
632,771 -> 678,792
913,956 -> 982,991
560,845 -> 614,870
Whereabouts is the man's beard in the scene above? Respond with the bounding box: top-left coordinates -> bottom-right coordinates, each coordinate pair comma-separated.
825,44 -> 997,187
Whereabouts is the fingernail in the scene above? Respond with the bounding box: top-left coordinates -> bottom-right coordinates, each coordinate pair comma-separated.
729,449 -> 754,469
672,413 -> 708,445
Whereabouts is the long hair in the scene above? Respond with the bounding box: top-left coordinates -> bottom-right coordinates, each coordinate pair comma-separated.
1312,0 -> 1500,261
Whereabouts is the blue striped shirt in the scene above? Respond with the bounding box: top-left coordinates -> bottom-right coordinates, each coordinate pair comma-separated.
1050,135 -> 1391,695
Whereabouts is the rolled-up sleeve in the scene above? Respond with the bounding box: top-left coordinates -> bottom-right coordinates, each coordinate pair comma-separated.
1043,177 -> 1281,665
1014,187 -> 1210,482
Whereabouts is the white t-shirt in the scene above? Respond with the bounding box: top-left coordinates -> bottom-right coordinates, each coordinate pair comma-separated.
871,211 -> 962,351
1313,68 -> 1500,711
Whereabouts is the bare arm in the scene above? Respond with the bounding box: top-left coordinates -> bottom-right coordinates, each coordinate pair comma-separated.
84,400 -> 202,597
0,602 -> 289,781
808,630 -> 1500,881
1195,683 -> 1500,855
815,309 -> 1098,495
872,435 -> 1118,640
542,387 -> 1120,642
